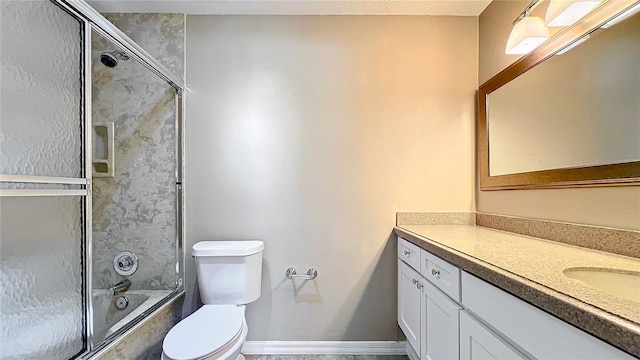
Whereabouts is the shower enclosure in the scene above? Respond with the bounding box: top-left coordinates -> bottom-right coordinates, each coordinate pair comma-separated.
0,0 -> 184,358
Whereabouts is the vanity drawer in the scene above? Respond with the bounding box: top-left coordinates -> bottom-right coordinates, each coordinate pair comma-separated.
421,249 -> 460,302
461,271 -> 634,360
398,237 -> 421,272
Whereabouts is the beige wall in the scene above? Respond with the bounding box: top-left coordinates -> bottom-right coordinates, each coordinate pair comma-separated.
478,1 -> 640,230
185,15 -> 477,340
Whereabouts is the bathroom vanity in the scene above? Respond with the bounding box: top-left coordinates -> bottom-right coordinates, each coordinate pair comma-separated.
395,226 -> 640,360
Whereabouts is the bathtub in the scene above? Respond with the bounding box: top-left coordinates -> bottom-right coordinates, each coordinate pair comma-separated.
92,289 -> 173,343
0,289 -> 172,359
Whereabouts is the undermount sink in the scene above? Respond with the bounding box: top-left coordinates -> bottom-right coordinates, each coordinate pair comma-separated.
563,267 -> 640,303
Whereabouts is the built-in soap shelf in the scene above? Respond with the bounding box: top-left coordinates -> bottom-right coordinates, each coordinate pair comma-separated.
93,122 -> 114,178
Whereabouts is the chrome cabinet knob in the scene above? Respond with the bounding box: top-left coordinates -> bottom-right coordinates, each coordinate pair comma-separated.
432,269 -> 440,277
411,278 -> 423,289
403,250 -> 410,256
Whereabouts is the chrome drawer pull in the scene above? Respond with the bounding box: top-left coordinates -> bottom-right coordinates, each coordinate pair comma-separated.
432,269 -> 441,277
403,250 -> 411,256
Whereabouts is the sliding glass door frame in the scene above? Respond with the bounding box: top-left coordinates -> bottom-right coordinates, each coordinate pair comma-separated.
0,1 -> 185,357
58,0 -> 185,357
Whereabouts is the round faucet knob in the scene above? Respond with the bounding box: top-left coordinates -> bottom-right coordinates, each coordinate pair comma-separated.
114,251 -> 138,276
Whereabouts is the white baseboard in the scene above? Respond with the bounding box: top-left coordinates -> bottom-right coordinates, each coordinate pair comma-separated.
242,341 -> 407,355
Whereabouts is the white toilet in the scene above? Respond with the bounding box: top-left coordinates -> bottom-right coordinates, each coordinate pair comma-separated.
162,240 -> 264,360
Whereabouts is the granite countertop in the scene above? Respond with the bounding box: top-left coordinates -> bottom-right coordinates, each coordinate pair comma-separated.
394,224 -> 640,357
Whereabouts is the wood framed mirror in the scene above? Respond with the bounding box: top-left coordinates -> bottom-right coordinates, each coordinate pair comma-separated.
479,0 -> 640,190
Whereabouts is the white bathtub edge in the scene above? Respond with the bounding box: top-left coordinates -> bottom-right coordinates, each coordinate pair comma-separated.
105,290 -> 174,337
87,290 -> 185,359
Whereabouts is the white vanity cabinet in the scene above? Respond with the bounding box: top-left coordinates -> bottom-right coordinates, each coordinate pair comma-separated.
421,278 -> 461,360
397,236 -> 635,360
398,237 -> 462,360
398,259 -> 422,355
461,272 -> 635,360
459,311 -> 528,360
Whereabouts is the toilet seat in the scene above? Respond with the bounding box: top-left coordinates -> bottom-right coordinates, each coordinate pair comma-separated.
162,305 -> 245,360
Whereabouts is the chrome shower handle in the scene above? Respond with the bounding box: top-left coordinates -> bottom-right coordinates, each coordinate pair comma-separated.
118,257 -> 133,268
114,251 -> 138,276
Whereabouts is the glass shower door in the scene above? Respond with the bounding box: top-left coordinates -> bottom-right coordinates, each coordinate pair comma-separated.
0,197 -> 85,359
0,1 -> 88,359
90,29 -> 179,344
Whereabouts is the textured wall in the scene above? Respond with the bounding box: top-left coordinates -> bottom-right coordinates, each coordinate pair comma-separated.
91,13 -> 184,291
102,13 -> 185,80
477,1 -> 640,231
185,15 -> 478,340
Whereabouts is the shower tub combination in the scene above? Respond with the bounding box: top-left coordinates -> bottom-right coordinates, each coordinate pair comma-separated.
0,0 -> 184,359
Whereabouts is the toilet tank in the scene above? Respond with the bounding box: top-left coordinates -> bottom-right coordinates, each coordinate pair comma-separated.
192,240 -> 264,305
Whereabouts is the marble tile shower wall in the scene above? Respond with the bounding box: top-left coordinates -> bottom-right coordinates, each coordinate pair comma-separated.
91,14 -> 184,290
103,14 -> 185,78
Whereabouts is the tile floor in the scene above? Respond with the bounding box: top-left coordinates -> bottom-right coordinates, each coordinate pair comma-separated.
245,356 -> 408,360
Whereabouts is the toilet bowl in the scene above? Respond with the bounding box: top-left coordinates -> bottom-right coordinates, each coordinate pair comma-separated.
162,241 -> 264,360
162,305 -> 247,360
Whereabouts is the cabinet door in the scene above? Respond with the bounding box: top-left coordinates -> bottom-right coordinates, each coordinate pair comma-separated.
399,259 -> 422,356
460,311 -> 528,360
421,280 -> 461,360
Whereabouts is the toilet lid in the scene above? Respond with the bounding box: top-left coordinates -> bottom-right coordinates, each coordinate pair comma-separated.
163,305 -> 244,360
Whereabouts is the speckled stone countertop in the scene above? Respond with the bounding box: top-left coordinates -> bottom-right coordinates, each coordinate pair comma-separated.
395,225 -> 640,358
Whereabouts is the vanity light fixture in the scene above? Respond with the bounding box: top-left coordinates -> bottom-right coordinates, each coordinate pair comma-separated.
545,0 -> 602,27
556,34 -> 590,54
506,16 -> 550,54
506,0 -> 550,55
602,2 -> 640,28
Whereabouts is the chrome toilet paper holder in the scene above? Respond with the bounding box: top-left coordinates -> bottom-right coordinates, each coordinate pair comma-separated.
286,267 -> 318,280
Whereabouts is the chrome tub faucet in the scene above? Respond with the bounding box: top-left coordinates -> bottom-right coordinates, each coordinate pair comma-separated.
109,279 -> 131,296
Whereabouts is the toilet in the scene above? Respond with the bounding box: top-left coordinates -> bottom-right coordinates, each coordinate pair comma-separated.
162,240 -> 264,360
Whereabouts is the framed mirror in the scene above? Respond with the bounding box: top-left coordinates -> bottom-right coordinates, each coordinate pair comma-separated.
479,0 -> 640,190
